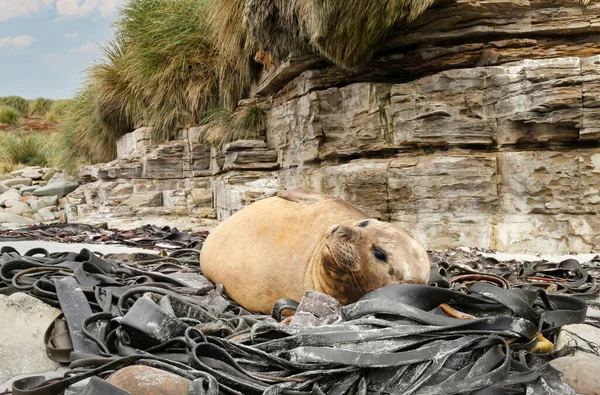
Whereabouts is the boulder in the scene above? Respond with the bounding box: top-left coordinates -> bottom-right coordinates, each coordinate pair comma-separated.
0,174 -> 13,182
9,168 -> 25,177
29,196 -> 59,211
0,190 -> 22,206
33,182 -> 80,197
20,169 -> 43,180
37,209 -> 56,222
555,324 -> 600,358
0,293 -> 60,383
0,213 -> 34,224
4,201 -> 32,216
0,184 -> 8,194
550,355 -> 600,395
3,178 -> 32,188
19,195 -> 38,204
19,186 -> 38,194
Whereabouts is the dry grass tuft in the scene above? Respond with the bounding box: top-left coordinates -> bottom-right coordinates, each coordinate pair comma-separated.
246,0 -> 435,68
200,101 -> 266,148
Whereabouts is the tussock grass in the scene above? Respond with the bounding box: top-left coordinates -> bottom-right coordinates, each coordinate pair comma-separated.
44,111 -> 59,124
0,106 -> 21,125
200,101 -> 266,148
53,85 -> 117,172
96,0 -> 220,141
0,96 -> 29,114
246,0 -> 435,68
207,0 -> 259,110
29,97 -> 54,117
49,100 -> 72,118
49,0 -> 436,173
0,132 -> 52,167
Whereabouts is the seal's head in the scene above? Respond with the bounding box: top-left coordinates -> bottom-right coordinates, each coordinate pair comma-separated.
320,219 -> 430,304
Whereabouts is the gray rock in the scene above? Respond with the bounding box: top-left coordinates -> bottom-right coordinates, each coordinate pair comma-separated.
32,213 -> 44,222
123,192 -> 163,207
0,190 -> 21,206
0,174 -> 13,182
0,184 -> 8,194
555,324 -> 600,358
0,213 -> 34,224
29,196 -> 58,211
2,200 -> 21,209
33,182 -> 79,197
19,186 -> 38,194
0,293 -> 60,384
48,172 -> 76,184
21,169 -> 43,180
550,355 -> 600,395
3,178 -> 32,187
4,201 -> 32,216
37,209 -> 56,222
223,139 -> 268,152
38,181 -> 47,187
9,168 -> 25,176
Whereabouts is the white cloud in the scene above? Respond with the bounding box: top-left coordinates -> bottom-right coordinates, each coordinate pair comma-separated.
69,42 -> 97,53
56,0 -> 121,17
0,35 -> 35,48
0,0 -> 53,21
64,32 -> 79,39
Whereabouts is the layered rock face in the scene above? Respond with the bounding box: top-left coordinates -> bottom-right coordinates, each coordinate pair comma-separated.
69,0 -> 600,253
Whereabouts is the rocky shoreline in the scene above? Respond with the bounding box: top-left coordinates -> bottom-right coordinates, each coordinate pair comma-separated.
0,166 -> 79,227
0,241 -> 599,394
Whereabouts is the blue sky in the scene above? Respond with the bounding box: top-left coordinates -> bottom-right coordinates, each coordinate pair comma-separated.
0,0 -> 122,99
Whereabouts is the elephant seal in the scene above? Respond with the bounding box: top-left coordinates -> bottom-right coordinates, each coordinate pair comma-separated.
200,190 -> 430,314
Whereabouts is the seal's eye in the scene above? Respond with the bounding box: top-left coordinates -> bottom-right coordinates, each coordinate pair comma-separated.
373,247 -> 388,263
358,221 -> 369,228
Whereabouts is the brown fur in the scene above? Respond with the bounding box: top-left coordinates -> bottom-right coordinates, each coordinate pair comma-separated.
200,190 -> 430,314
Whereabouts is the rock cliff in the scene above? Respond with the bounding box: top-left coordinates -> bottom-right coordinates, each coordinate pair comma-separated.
68,0 -> 600,254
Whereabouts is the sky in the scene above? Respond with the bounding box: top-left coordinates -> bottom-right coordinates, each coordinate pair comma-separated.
0,0 -> 123,99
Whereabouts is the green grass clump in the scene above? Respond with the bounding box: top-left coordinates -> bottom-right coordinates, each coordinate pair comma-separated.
52,85 -> 118,174
44,111 -> 58,124
207,0 -> 259,110
200,101 -> 266,148
91,0 -> 220,141
0,132 -> 53,167
0,96 -> 29,114
0,106 -> 21,125
49,100 -> 72,117
29,97 -> 54,117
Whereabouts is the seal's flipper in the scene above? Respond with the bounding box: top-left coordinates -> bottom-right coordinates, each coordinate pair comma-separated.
277,190 -> 327,204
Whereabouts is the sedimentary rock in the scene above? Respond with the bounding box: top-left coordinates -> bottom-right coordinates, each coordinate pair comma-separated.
65,0 -> 600,254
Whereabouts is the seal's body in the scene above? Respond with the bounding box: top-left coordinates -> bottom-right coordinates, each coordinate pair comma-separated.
200,190 -> 430,314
